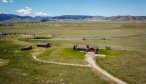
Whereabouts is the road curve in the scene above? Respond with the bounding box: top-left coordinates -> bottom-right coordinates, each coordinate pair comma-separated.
85,55 -> 127,84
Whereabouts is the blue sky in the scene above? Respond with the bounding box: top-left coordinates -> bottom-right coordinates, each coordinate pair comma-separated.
0,0 -> 146,16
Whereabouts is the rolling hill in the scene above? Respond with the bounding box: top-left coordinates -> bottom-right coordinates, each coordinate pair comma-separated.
0,14 -> 146,22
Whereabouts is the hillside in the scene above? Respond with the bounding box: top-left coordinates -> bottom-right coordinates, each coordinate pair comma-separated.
106,16 -> 146,21
0,14 -> 33,21
0,14 -> 146,22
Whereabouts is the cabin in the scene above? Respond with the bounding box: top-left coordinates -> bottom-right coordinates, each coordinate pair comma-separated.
74,44 -> 88,51
37,43 -> 51,48
21,46 -> 32,50
74,44 -> 99,53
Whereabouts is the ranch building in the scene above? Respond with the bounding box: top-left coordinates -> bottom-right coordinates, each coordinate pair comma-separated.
74,44 -> 88,51
74,44 -> 99,53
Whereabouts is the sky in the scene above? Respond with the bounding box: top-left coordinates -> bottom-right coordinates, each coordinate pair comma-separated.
0,0 -> 146,16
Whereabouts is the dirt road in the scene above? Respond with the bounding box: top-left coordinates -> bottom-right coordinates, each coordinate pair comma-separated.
32,55 -> 90,67
85,53 -> 127,84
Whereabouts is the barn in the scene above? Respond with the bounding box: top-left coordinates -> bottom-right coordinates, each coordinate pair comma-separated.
37,43 -> 51,47
21,46 -> 32,50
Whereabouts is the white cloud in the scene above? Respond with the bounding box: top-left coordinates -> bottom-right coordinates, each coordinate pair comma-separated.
16,7 -> 49,16
16,7 -> 32,15
35,12 -> 48,16
0,0 -> 13,3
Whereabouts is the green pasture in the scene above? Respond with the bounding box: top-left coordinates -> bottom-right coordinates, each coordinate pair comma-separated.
0,40 -> 109,84
38,47 -> 86,64
0,21 -> 146,84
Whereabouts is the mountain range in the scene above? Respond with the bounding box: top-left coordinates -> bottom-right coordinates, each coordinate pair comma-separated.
0,14 -> 146,22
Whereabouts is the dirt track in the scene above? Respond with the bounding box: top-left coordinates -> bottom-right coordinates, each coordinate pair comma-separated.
85,53 -> 127,84
32,55 -> 90,67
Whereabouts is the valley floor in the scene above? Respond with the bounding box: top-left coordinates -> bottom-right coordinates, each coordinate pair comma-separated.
0,21 -> 146,84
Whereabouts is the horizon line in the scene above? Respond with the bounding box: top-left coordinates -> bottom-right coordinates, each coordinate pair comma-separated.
0,13 -> 146,17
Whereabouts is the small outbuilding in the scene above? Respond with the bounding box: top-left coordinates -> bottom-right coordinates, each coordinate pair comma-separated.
21,46 -> 32,50
37,43 -> 51,48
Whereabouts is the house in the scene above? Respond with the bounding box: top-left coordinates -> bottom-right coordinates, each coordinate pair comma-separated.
21,46 -> 32,50
37,43 -> 51,47
74,44 -> 99,53
74,44 -> 88,51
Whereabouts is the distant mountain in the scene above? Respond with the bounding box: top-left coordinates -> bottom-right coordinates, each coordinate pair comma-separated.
34,16 -> 52,20
0,14 -> 146,22
83,16 -> 106,21
52,15 -> 93,19
106,16 -> 146,21
0,14 -> 33,21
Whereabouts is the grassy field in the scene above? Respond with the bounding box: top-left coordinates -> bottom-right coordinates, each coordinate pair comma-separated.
0,21 -> 146,84
96,50 -> 146,84
95,38 -> 146,84
38,47 -> 87,64
0,40 -> 109,84
1,21 -> 146,38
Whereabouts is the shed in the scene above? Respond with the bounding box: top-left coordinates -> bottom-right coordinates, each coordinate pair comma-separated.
21,46 -> 32,50
37,43 -> 51,47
